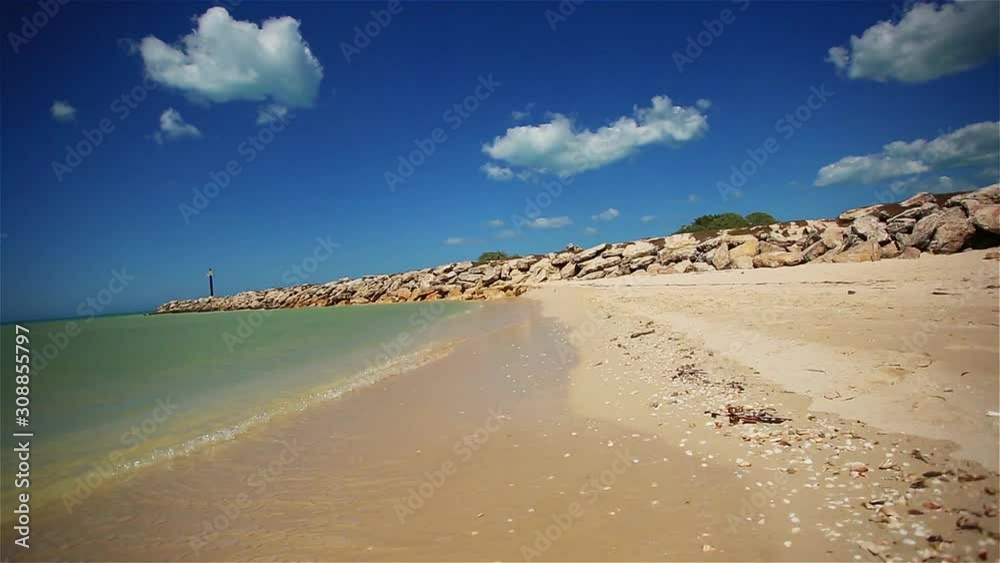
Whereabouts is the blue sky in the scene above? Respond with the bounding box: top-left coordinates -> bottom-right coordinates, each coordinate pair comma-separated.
2,0 -> 998,321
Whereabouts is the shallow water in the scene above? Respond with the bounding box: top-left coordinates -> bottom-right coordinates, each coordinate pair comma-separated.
0,301 -> 477,514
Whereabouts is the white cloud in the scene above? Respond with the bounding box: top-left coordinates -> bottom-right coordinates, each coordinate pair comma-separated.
256,104 -> 289,124
485,219 -> 504,228
152,108 -> 202,144
481,162 -> 514,181
443,237 -> 465,245
591,208 -> 620,222
482,95 -> 709,177
696,98 -> 712,110
687,193 -> 699,203
815,121 -> 999,186
50,100 -> 76,122
511,103 -> 535,122
640,215 -> 657,223
139,7 -> 323,107
826,1 -> 999,83
526,216 -> 573,229
581,226 -> 598,235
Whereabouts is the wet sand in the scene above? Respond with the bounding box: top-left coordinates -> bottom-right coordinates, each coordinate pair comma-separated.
11,252 -> 1000,562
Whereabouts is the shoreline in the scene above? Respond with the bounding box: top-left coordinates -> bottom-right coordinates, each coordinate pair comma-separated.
7,252 -> 998,561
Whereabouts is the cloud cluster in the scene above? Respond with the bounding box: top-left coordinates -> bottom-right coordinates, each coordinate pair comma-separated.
591,208 -> 620,222
139,7 -> 324,107
256,104 -> 289,125
481,95 -> 709,177
526,216 -> 573,229
50,100 -> 76,122
153,108 -> 202,144
480,162 -> 514,181
826,1 -> 999,83
443,237 -> 465,245
815,121 -> 999,186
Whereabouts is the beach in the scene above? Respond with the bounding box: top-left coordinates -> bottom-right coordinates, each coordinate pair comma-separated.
7,249 -> 997,561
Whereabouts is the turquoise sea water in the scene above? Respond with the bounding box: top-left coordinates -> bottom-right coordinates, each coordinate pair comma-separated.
0,301 -> 475,511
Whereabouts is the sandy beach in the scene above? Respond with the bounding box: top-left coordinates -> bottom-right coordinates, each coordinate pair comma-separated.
12,250 -> 998,562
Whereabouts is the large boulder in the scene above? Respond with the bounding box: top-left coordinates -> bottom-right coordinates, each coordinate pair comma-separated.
831,240 -> 881,263
629,255 -> 657,271
658,245 -> 697,264
753,251 -> 803,268
665,259 -> 693,274
851,215 -> 891,244
551,252 -> 575,267
709,243 -> 731,270
574,243 -> 608,263
946,184 -> 1000,211
577,256 -> 621,277
622,241 -> 656,260
731,255 -> 755,269
559,261 -> 577,278
729,239 -> 759,260
689,262 -> 716,273
908,212 -> 942,249
899,192 -> 936,207
928,207 -> 975,254
969,204 -> 1000,234
579,270 -> 606,281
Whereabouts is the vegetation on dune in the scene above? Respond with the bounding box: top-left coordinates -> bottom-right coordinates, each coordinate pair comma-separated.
675,211 -> 777,234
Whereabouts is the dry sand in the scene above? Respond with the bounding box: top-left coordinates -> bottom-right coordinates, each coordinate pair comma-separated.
534,248 -> 999,561
13,251 -> 999,562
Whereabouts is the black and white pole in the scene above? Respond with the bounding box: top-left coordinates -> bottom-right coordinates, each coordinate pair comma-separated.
208,268 -> 215,297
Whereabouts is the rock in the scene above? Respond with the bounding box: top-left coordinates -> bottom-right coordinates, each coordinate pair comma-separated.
731,255 -> 754,269
646,263 -> 669,275
946,184 -> 1000,210
729,239 -> 759,260
900,247 -> 921,259
622,241 -> 656,260
577,256 -> 621,277
563,243 -> 582,253
574,243 -> 609,263
984,249 -> 1000,260
453,261 -> 474,273
851,215 -> 891,244
928,207 -> 975,254
709,243 -> 731,270
831,240 -> 881,263
664,259 -> 693,274
559,261 -> 577,278
908,212 -> 942,249
880,241 -> 901,259
579,270 -> 606,281
629,255 -> 657,270
838,204 -> 885,221
753,251 -> 803,268
887,217 -> 916,235
602,246 -> 624,258
551,252 -> 575,267
658,245 -> 697,264
689,262 -> 716,273
757,241 -> 785,254
970,204 -> 1000,234
900,191 -> 935,207
889,202 -> 939,222
802,240 -> 829,262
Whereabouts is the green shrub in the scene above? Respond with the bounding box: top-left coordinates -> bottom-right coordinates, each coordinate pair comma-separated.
476,251 -> 513,263
745,212 -> 777,226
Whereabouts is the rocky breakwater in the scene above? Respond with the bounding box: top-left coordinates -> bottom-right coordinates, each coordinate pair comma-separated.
152,185 -> 1000,314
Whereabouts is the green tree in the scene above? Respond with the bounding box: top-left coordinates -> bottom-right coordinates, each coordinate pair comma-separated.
477,251 -> 512,263
674,212 -> 750,234
745,212 -> 777,226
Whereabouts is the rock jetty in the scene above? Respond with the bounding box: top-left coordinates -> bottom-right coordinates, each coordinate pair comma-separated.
152,185 -> 1000,315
